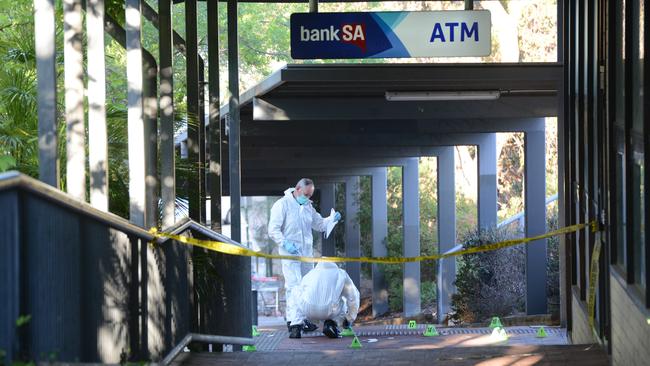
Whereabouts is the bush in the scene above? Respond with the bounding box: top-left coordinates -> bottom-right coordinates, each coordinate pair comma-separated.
450,226 -> 525,324
546,209 -> 560,317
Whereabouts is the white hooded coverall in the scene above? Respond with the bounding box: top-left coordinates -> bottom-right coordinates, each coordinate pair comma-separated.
289,262 -> 360,327
268,188 -> 330,325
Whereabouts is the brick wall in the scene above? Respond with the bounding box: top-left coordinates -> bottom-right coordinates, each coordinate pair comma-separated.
610,270 -> 650,366
570,290 -> 595,344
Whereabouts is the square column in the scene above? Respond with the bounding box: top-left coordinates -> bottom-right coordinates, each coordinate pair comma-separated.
525,122 -> 547,314
319,183 -> 336,257
126,0 -> 146,226
35,0 -> 59,187
478,134 -> 498,229
436,147 -> 457,321
345,176 -> 361,289
371,168 -> 389,317
403,158 -> 421,316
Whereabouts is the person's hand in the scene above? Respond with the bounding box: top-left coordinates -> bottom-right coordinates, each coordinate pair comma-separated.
282,240 -> 300,255
333,211 -> 342,222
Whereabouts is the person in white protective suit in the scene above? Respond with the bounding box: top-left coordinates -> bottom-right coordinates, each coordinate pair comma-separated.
288,262 -> 360,339
268,178 -> 341,334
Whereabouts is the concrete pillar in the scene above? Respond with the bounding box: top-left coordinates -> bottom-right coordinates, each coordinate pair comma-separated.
320,183 -> 336,257
371,168 -> 389,317
35,0 -> 59,188
437,147 -> 456,322
87,0 -> 108,211
525,121 -> 547,314
345,176 -> 361,289
403,158 -> 421,317
478,134 -> 498,229
159,0 -> 175,229
126,0 -> 146,227
63,0 -> 86,201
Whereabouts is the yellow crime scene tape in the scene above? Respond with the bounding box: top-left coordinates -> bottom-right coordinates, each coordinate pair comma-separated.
149,220 -> 600,265
150,219 -> 602,328
588,232 -> 603,331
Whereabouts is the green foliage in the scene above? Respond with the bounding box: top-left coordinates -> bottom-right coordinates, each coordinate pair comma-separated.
421,281 -> 437,307
546,208 -> 560,316
450,227 -> 525,324
0,4 -> 39,178
450,206 -> 561,324
15,315 -> 31,327
0,155 -> 16,172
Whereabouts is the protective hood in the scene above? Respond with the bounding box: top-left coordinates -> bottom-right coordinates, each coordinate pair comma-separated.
315,262 -> 339,271
293,260 -> 360,324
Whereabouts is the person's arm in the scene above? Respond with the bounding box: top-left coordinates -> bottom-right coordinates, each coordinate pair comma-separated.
310,206 -> 328,233
342,273 -> 360,323
268,201 -> 285,244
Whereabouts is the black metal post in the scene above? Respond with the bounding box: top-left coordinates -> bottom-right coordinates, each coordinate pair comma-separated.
199,60 -> 207,223
207,0 -> 222,232
186,0 -> 201,222
228,0 -> 241,243
159,0 -> 175,229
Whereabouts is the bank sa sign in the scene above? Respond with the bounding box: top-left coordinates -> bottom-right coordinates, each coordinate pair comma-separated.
290,10 -> 491,59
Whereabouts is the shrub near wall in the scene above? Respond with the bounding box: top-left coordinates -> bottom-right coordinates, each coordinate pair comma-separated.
450,210 -> 560,324
451,227 -> 526,324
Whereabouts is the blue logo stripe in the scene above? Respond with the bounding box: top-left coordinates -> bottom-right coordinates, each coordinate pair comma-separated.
371,13 -> 410,58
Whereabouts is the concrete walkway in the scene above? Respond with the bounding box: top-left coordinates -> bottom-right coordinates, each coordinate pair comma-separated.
172,323 -> 609,365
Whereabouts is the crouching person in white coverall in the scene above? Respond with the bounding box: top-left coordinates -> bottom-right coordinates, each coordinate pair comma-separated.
268,178 -> 342,334
288,262 -> 360,339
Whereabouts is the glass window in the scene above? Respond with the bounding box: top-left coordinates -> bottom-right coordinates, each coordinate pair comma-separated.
615,1 -> 627,268
632,0 -> 645,288
616,152 -> 627,267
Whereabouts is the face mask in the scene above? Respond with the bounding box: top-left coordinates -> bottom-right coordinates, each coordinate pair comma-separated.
296,194 -> 309,205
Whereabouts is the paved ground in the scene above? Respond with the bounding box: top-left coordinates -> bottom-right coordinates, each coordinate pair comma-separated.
172,322 -> 609,365
174,345 -> 608,365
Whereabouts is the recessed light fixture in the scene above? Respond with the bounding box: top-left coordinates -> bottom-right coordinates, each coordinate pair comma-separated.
385,90 -> 501,101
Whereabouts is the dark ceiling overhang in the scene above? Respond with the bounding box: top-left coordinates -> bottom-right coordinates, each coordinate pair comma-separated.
211,63 -> 562,195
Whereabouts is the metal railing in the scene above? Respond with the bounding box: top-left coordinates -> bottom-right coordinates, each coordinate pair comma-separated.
497,194 -> 559,229
160,333 -> 253,366
0,172 -> 251,364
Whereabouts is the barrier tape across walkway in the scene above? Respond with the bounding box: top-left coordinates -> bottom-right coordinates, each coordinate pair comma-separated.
150,220 -> 602,329
149,220 -> 599,265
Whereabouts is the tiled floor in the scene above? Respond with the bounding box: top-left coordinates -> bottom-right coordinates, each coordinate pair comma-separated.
172,323 -> 609,365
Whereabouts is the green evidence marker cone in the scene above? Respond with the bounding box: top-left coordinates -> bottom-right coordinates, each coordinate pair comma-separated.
341,327 -> 355,337
243,345 -> 257,352
489,317 -> 503,329
490,327 -> 508,343
423,324 -> 439,337
252,325 -> 261,337
536,326 -> 548,338
349,336 -> 362,349
408,320 -> 417,329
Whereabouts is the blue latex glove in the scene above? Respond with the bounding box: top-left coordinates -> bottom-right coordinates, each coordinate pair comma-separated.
333,211 -> 342,222
282,240 -> 300,255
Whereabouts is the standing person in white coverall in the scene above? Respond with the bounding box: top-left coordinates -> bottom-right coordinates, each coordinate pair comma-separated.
268,178 -> 341,334
288,262 -> 360,339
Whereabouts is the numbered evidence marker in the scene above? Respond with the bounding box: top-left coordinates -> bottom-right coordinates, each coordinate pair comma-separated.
423,324 -> 439,337
349,336 -> 362,349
